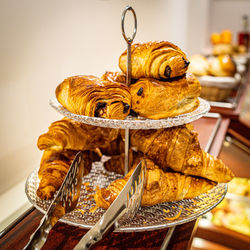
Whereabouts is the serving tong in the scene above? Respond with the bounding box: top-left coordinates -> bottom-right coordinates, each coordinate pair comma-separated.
74,159 -> 146,249
23,151 -> 85,250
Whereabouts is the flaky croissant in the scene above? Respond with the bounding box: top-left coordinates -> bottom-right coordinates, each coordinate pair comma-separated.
37,150 -> 100,200
95,159 -> 216,208
37,118 -> 119,152
101,71 -> 127,84
130,125 -> 234,183
56,75 -> 131,119
103,150 -> 141,175
119,41 -> 190,79
99,134 -> 125,156
130,73 -> 201,119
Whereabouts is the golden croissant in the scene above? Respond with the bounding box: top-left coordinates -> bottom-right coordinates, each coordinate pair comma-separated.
101,71 -> 127,84
119,41 -> 190,79
37,150 -> 100,200
130,73 -> 201,119
56,75 -> 131,119
130,125 -> 234,183
95,159 -> 216,208
99,134 -> 125,156
103,150 -> 140,175
37,118 -> 119,152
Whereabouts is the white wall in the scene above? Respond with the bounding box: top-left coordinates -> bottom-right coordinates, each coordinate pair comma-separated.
0,0 -> 189,194
186,0 -> 211,56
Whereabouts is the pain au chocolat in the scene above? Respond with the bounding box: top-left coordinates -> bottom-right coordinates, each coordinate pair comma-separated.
119,41 -> 190,80
130,73 -> 201,119
55,75 -> 131,119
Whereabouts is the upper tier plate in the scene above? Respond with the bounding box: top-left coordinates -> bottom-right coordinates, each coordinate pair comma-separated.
50,97 -> 210,129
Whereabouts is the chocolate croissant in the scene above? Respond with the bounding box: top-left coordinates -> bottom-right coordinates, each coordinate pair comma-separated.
95,159 -> 216,208
37,118 -> 119,152
56,75 -> 131,119
130,73 -> 201,119
130,125 -> 234,183
119,41 -> 190,79
37,150 -> 100,200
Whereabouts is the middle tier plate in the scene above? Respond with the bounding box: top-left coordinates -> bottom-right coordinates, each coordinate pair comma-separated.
50,97 -> 210,129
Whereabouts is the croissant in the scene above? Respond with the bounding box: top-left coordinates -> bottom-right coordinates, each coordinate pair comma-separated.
56,75 -> 131,119
37,118 -> 119,152
101,71 -> 127,84
130,125 -> 234,183
119,41 -> 190,79
103,150 -> 142,175
99,134 -> 125,156
37,150 -> 100,200
95,159 -> 216,208
130,73 -> 201,119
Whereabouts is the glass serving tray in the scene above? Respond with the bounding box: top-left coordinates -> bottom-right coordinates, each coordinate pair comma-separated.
49,97 -> 210,129
25,162 -> 227,232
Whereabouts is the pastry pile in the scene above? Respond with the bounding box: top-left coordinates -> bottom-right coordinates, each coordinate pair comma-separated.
36,119 -> 234,205
35,41 -> 234,207
56,41 -> 201,120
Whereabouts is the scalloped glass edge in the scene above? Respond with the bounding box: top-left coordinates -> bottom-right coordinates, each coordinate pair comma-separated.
49,97 -> 210,129
25,166 -> 227,232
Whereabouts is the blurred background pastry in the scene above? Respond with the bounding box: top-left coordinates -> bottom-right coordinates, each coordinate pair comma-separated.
208,54 -> 236,77
188,54 -> 210,76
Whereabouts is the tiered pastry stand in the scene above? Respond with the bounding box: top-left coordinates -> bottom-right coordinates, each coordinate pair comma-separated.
25,6 -> 227,249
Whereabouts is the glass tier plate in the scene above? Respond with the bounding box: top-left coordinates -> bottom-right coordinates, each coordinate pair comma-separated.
26,162 -> 226,232
49,97 -> 210,129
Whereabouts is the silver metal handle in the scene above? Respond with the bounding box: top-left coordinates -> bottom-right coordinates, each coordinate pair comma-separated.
121,6 -> 137,175
160,226 -> 176,250
121,5 -> 137,86
121,6 -> 137,45
23,215 -> 51,250
74,206 -> 126,250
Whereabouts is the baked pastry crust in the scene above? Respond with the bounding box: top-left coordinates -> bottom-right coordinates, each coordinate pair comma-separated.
94,159 -> 216,208
130,73 -> 201,119
101,71 -> 127,84
37,118 -> 119,152
119,41 -> 189,79
130,125 -> 234,183
37,150 -> 99,200
56,75 -> 131,119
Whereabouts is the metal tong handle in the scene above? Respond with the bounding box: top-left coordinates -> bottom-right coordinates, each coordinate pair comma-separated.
121,5 -> 137,86
74,206 -> 126,250
23,215 -> 52,250
74,160 -> 146,250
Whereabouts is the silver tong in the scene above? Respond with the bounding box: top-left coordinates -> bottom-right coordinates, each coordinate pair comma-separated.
74,159 -> 146,250
23,151 -> 85,250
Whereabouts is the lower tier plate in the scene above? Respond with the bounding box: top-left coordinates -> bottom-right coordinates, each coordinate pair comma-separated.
25,162 -> 227,232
